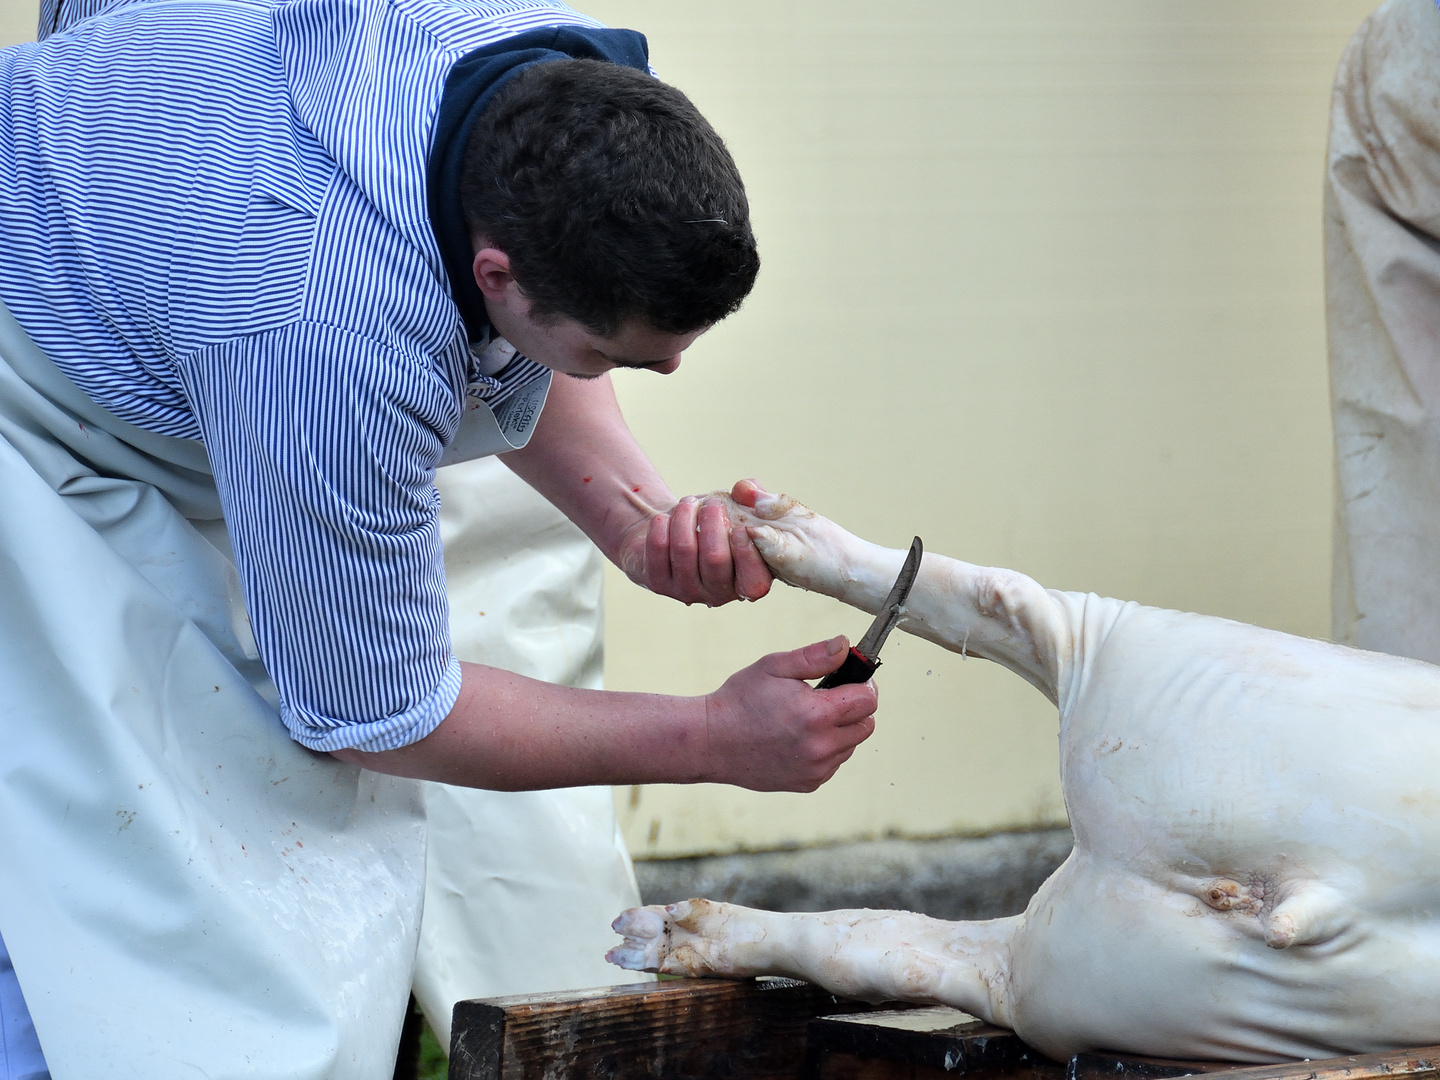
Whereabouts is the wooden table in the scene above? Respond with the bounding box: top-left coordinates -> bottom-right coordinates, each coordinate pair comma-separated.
449,978 -> 1440,1080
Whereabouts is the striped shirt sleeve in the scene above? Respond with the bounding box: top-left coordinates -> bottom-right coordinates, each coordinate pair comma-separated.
179,321 -> 463,752
38,0 -> 142,39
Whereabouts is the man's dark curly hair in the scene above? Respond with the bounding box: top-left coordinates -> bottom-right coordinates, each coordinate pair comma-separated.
460,59 -> 760,337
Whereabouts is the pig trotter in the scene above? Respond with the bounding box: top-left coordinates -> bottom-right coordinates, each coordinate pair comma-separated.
608,899 -> 737,977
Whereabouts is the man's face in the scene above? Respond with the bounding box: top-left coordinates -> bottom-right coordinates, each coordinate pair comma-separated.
472,245 -> 708,379
489,300 -> 706,380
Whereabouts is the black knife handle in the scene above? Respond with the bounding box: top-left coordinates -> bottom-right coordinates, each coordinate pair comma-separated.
816,647 -> 880,689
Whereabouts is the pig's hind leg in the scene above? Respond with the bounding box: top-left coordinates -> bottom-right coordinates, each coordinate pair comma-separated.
725,483 -> 1070,700
609,898 -> 1019,1025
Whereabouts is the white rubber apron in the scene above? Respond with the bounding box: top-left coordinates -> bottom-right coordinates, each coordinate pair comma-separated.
0,301 -> 427,1079
416,456 -> 649,1051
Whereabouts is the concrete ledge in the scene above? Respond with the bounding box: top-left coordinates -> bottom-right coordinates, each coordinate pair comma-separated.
634,827 -> 1073,921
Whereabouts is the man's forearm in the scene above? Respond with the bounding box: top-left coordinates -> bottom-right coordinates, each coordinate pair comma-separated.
331,639 -> 880,793
500,373 -> 773,603
501,372 -> 670,564
332,661 -> 707,790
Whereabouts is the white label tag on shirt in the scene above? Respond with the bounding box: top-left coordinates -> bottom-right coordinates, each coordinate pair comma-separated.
438,369 -> 553,467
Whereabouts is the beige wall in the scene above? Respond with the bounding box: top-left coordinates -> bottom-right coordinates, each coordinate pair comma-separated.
590,1 -> 1378,858
1,0 -> 38,46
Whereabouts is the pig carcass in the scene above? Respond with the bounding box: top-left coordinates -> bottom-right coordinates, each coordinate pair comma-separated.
608,487 -> 1440,1063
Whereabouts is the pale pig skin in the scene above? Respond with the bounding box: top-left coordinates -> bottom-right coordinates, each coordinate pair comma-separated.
609,487 -> 1440,1063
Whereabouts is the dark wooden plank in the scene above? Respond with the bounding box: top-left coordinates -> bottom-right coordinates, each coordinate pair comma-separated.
811,1050 -> 978,1080
1185,1048 -> 1440,1080
804,1007 -> 1064,1080
813,1045 -> 1440,1080
1068,1053 -> 1245,1080
451,972 -> 1440,1080
1070,1046 -> 1440,1080
450,976 -> 877,1080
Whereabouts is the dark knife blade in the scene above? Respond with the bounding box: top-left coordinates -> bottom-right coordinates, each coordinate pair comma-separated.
816,536 -> 923,689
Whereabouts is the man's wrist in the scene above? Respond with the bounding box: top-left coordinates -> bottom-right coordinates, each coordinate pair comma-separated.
606,486 -> 675,583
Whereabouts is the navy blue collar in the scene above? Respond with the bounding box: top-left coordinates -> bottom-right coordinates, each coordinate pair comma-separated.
427,26 -> 651,345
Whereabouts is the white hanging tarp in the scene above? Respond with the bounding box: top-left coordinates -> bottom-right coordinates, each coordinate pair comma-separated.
1328,0 -> 1440,662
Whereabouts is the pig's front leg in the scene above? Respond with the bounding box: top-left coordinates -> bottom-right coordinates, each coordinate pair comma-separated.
725,483 -> 1070,701
608,899 -> 1018,1026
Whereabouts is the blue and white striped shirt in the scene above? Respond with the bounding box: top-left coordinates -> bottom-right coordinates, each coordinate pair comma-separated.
0,0 -> 603,751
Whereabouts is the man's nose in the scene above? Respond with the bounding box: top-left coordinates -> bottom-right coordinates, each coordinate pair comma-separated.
650,355 -> 683,375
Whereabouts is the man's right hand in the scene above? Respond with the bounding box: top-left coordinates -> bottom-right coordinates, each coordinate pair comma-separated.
701,636 -> 878,792
333,638 -> 876,793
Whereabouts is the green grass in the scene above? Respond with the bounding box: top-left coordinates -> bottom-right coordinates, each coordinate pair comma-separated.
418,1023 -> 447,1080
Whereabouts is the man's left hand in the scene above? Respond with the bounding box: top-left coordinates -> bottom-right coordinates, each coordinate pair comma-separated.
619,493 -> 773,605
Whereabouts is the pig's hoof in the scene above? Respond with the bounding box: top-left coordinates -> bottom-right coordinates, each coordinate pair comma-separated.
723,489 -> 856,596
725,491 -> 816,563
607,906 -> 669,971
607,899 -> 729,977
744,489 -> 805,522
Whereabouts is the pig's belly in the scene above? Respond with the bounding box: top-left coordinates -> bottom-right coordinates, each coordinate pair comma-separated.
1005,852 -> 1440,1062
1053,596 -> 1440,871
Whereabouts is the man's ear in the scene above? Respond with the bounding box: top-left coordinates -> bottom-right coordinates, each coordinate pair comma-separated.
471,245 -> 515,302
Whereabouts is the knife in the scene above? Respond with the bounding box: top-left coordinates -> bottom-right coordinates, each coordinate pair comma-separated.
816,536 -> 923,689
